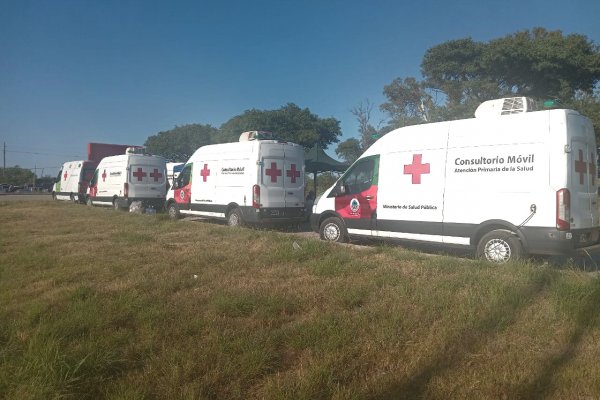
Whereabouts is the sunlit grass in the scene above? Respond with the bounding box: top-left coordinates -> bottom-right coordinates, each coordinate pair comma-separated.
1,200 -> 600,399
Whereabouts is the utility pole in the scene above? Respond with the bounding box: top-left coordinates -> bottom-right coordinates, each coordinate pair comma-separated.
2,142 -> 5,180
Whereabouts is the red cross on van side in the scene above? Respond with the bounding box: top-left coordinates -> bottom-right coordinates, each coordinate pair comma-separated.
200,164 -> 210,182
404,154 -> 430,184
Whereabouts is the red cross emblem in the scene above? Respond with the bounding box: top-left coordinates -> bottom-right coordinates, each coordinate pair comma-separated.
265,162 -> 282,183
63,171 -> 68,180
149,168 -> 163,182
575,150 -> 588,185
200,164 -> 210,182
286,164 -> 300,183
101,170 -> 107,182
132,167 -> 147,181
404,154 -> 430,184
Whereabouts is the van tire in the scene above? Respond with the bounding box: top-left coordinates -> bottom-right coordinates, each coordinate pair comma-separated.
167,203 -> 180,220
52,192 -> 57,200
227,208 -> 244,227
320,217 -> 348,243
476,229 -> 522,264
113,198 -> 121,211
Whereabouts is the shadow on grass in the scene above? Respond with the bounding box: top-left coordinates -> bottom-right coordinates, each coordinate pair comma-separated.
370,270 -> 554,400
511,278 -> 600,399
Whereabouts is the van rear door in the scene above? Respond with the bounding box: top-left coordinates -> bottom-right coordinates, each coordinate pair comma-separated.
129,160 -> 167,199
568,113 -> 599,229
283,145 -> 305,208
260,143 -> 286,210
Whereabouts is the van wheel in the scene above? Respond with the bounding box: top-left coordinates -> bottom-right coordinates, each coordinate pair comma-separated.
113,198 -> 121,211
70,194 -> 77,203
320,217 -> 348,243
167,203 -> 180,220
52,192 -> 57,200
476,229 -> 522,264
227,208 -> 244,227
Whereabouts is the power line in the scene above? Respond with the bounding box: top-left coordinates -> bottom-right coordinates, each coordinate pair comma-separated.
6,149 -> 84,158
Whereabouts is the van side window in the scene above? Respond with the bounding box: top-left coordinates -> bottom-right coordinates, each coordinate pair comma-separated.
177,164 -> 192,187
342,158 -> 375,195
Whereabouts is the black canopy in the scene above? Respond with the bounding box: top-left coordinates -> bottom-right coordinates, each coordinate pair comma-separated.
304,145 -> 348,193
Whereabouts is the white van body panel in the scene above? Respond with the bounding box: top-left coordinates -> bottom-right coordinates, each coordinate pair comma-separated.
166,139 -> 306,224
87,153 -> 167,209
52,160 -> 97,203
312,106 -> 599,259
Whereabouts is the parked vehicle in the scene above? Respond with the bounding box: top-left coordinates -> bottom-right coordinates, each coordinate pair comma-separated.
52,160 -> 98,203
166,131 -> 306,226
311,97 -> 600,263
87,148 -> 167,210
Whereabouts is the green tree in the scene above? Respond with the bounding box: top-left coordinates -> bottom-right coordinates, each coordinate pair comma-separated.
3,166 -> 35,186
218,103 -> 342,148
381,28 -> 600,133
144,124 -> 219,162
335,138 -> 362,164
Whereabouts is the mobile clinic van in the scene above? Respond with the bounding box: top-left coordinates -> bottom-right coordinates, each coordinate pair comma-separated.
52,160 -> 98,203
165,131 -> 306,225
311,97 -> 600,263
87,147 -> 167,210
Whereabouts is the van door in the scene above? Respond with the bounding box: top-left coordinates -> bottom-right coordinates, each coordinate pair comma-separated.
283,147 -> 304,208
261,144 -> 286,210
332,155 -> 379,234
568,114 -> 598,229
174,163 -> 192,211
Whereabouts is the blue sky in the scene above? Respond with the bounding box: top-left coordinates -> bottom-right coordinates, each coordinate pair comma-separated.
1,0 -> 599,178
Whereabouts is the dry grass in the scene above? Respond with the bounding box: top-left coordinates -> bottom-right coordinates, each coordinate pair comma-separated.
1,200 -> 600,399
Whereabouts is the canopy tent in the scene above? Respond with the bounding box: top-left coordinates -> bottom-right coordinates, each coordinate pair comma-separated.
304,144 -> 348,194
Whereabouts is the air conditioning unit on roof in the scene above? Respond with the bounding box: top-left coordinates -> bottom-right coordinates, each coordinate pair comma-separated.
475,97 -> 539,118
239,131 -> 275,141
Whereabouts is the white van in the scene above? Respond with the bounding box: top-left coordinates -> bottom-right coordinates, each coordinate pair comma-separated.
311,97 -> 600,263
52,160 -> 98,203
165,131 -> 306,225
87,148 -> 167,210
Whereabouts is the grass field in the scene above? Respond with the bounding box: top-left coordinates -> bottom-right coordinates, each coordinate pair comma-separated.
1,200 -> 600,399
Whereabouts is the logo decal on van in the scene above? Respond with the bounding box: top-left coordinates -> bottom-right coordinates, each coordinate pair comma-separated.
350,198 -> 360,213
102,170 -> 107,182
404,154 -> 430,184
200,164 -> 211,182
63,171 -> 68,180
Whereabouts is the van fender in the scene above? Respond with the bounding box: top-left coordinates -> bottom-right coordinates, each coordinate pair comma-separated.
472,219 -> 529,250
315,210 -> 347,231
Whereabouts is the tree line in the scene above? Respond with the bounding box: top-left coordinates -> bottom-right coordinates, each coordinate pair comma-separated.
143,28 -> 599,164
